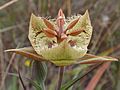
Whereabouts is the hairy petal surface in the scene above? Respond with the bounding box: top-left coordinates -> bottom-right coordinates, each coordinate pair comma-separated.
28,11 -> 93,66
67,10 -> 92,53
28,14 -> 57,56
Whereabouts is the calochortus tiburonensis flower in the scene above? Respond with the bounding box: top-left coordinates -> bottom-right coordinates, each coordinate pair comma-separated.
6,9 -> 118,66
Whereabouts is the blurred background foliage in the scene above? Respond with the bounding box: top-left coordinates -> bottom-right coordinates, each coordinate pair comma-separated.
0,0 -> 120,90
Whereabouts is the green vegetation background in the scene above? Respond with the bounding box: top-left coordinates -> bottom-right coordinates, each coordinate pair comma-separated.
0,0 -> 120,90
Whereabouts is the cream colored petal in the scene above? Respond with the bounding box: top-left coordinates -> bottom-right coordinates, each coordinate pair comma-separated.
28,14 -> 57,56
28,12 -> 93,66
66,10 -> 93,49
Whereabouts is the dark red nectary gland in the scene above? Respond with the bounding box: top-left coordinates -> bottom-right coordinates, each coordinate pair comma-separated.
69,40 -> 77,47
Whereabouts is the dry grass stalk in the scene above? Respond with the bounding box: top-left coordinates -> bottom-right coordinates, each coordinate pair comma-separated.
0,0 -> 18,10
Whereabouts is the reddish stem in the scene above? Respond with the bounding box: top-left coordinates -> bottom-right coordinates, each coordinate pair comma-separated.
57,66 -> 65,90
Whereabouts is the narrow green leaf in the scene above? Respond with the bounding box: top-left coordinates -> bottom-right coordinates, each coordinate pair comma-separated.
26,78 -> 42,90
31,61 -> 47,90
61,63 -> 103,90
8,77 -> 17,90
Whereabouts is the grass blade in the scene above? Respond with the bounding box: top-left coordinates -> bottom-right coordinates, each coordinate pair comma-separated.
61,63 -> 103,90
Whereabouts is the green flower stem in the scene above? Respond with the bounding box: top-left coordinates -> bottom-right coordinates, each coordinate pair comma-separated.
57,66 -> 65,90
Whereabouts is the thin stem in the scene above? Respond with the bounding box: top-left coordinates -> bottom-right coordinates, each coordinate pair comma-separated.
18,70 -> 26,90
57,66 -> 65,90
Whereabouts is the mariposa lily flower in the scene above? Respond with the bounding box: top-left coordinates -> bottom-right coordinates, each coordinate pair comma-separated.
5,9 -> 118,66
